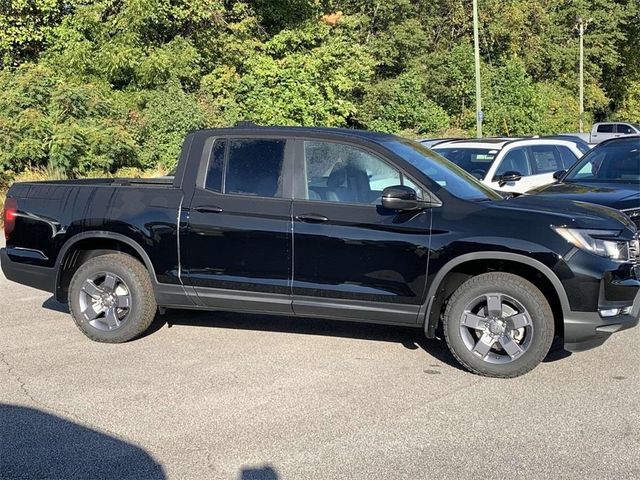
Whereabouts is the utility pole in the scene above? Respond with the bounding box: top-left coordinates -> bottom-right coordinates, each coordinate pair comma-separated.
473,0 -> 483,138
576,17 -> 591,133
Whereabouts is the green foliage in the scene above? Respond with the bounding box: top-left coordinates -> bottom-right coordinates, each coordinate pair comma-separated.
0,64 -> 139,175
1,0 -> 640,182
138,83 -> 207,169
359,69 -> 450,135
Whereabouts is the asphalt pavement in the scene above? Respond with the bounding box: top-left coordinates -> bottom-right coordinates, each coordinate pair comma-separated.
1,237 -> 639,479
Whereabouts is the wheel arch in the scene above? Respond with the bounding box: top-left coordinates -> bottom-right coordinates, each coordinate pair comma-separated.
54,232 -> 158,302
423,252 -> 570,339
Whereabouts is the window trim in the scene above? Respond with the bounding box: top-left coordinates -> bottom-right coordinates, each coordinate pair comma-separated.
292,137 -> 430,206
201,137 -> 227,193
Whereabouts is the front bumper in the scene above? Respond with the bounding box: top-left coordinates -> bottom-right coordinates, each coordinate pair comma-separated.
564,289 -> 640,352
0,248 -> 56,293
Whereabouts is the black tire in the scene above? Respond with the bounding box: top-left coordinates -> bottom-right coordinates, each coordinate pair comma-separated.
443,272 -> 555,378
69,253 -> 157,343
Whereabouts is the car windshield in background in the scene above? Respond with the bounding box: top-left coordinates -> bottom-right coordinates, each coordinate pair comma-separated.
564,140 -> 640,183
383,140 -> 502,201
432,147 -> 498,178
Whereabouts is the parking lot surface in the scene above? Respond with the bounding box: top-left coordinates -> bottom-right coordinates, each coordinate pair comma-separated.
1,239 -> 639,479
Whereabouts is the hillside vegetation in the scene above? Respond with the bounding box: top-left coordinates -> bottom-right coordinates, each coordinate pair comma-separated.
0,0 -> 639,182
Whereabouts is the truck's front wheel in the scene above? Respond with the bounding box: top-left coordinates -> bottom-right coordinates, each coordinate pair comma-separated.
69,253 -> 157,343
443,272 -> 555,378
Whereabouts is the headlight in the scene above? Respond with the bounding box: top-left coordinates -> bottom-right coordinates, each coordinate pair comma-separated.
552,227 -> 630,261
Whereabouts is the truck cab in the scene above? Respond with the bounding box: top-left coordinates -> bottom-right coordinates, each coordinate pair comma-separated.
590,122 -> 640,144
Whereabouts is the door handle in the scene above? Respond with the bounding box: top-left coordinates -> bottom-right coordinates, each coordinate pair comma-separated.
194,205 -> 223,214
296,213 -> 329,223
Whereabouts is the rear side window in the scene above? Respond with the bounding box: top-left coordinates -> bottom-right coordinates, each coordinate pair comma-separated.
528,145 -> 562,174
597,124 -> 614,133
557,146 -> 578,169
205,139 -> 226,192
225,139 -> 286,197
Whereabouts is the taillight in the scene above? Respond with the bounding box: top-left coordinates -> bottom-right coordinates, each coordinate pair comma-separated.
3,197 -> 17,240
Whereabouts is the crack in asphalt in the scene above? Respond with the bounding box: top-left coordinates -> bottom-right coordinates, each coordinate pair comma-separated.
0,348 -> 43,407
0,348 -> 135,446
0,347 -> 218,474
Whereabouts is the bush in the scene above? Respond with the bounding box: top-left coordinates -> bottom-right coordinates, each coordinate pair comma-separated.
358,69 -> 451,135
0,64 -> 143,177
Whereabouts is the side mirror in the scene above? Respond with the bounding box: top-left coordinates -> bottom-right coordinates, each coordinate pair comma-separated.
553,169 -> 567,181
381,185 -> 421,211
498,171 -> 522,187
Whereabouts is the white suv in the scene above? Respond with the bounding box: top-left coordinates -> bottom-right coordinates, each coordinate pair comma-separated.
433,138 -> 585,193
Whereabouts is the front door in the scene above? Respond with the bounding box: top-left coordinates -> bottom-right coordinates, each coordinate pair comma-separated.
181,136 -> 294,314
291,139 -> 433,324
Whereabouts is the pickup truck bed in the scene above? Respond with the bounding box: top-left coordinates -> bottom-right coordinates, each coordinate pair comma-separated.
4,175 -> 184,300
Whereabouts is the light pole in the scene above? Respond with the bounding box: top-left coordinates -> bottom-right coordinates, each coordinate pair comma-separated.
576,17 -> 591,133
473,0 -> 483,138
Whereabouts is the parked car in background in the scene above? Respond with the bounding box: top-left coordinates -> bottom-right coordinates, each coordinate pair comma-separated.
433,138 -> 584,193
2,126 -> 639,378
531,136 -> 640,228
557,133 -> 591,144
589,122 -> 640,144
541,135 -> 592,154
418,138 -> 461,149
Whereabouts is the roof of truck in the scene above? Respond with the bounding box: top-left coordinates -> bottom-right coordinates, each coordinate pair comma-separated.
190,125 -> 398,143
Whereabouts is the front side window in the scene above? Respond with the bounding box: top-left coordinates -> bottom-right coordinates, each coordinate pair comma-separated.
565,140 -> 640,182
617,124 -> 635,134
303,141 -> 404,203
597,124 -> 614,133
494,147 -> 531,179
225,139 -> 286,197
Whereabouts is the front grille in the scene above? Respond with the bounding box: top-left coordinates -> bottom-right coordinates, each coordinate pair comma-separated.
622,208 -> 640,229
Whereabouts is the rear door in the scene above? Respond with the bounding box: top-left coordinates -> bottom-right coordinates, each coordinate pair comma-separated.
489,144 -> 566,192
290,138 -> 433,324
181,136 -> 294,314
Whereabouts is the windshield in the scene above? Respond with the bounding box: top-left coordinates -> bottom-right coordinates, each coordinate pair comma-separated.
383,140 -> 502,201
564,139 -> 640,183
432,147 -> 498,179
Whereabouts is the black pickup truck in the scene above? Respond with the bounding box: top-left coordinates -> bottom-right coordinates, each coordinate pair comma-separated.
2,126 -> 639,377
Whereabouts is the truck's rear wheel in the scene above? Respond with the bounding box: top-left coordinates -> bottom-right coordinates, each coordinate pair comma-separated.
69,253 -> 157,343
443,272 -> 554,378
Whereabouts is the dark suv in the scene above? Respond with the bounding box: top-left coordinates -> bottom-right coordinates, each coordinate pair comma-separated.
2,126 -> 639,377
